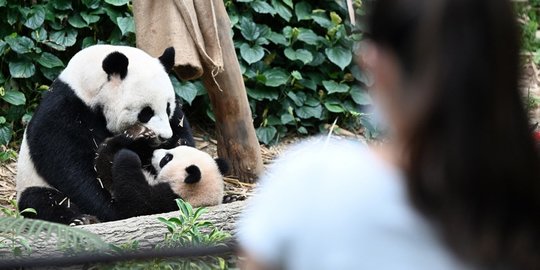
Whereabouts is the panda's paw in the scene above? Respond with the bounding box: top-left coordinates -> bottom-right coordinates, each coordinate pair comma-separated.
222,194 -> 247,204
114,149 -> 142,168
123,123 -> 156,142
69,215 -> 100,226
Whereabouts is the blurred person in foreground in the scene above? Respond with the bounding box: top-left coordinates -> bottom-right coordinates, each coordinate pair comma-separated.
237,0 -> 540,269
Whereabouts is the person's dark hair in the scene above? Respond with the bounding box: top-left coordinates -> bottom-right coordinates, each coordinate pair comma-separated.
368,0 -> 540,269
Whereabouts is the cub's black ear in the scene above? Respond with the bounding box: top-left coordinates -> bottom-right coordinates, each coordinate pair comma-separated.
184,165 -> 201,184
158,47 -> 175,72
215,158 -> 229,175
102,51 -> 129,80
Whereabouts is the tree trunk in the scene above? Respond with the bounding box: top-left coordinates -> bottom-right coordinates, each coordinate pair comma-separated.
201,0 -> 264,183
80,201 -> 246,249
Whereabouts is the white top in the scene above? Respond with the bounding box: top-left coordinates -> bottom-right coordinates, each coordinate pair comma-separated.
238,138 -> 471,270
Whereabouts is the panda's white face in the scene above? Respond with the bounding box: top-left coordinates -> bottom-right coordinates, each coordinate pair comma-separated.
59,45 -> 176,139
150,146 -> 225,207
100,70 -> 175,139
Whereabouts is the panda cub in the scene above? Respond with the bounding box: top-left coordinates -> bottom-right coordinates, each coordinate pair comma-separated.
95,124 -> 228,220
17,45 -> 195,225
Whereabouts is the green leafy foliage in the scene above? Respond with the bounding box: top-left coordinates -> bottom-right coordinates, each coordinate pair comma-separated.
0,0 -> 135,160
157,199 -> 230,249
515,0 -> 540,54
0,200 -> 107,258
0,200 -> 36,257
0,0 -> 374,154
95,199 -> 232,269
0,199 -> 232,268
224,0 -> 371,144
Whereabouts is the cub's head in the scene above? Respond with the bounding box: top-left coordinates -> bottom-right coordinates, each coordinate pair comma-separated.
151,146 -> 228,207
59,45 -> 177,140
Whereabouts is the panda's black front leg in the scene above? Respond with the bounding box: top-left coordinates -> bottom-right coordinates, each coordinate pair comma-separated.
109,149 -> 155,219
19,187 -> 99,225
95,124 -> 156,191
161,100 -> 195,149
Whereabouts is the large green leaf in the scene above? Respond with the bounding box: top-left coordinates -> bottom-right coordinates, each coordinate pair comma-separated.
272,0 -> 292,22
251,1 -> 276,15
322,80 -> 350,94
0,125 -> 12,145
31,27 -> 47,42
52,0 -> 72,10
350,85 -> 372,105
263,68 -> 289,87
81,11 -> 100,24
268,32 -> 288,46
282,0 -> 293,8
240,43 -> 264,64
297,28 -> 320,45
295,2 -> 312,21
256,126 -> 277,145
5,36 -> 35,54
312,11 -> 332,28
116,17 -> 135,36
24,5 -> 46,30
170,75 -> 202,105
105,0 -> 130,6
2,90 -> 26,106
281,113 -> 295,124
68,14 -> 88,28
324,101 -> 345,113
240,18 -> 261,41
351,65 -> 373,86
37,52 -> 64,68
49,29 -> 77,47
247,87 -> 279,101
291,70 -> 303,80
41,66 -> 62,81
287,92 -> 306,106
0,40 -> 7,55
9,61 -> 36,78
295,104 -> 323,119
82,0 -> 100,8
284,48 -> 313,65
325,46 -> 352,70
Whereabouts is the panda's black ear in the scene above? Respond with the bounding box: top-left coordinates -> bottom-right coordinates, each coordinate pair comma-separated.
102,51 -> 129,80
184,165 -> 201,184
214,158 -> 229,175
158,47 -> 175,72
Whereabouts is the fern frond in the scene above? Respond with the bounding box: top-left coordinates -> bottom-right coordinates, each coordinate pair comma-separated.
0,217 -> 108,252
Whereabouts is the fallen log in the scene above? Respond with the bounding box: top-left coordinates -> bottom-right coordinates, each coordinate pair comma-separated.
80,201 -> 247,249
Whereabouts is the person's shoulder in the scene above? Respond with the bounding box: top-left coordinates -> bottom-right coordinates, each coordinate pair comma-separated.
263,137 -> 400,188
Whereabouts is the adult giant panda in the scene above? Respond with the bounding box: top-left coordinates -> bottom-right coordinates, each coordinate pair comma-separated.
16,45 -> 195,225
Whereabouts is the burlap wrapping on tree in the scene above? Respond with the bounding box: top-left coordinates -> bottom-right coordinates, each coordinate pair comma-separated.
133,0 -> 224,80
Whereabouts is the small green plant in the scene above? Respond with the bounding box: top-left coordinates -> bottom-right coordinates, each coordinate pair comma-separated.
0,199 -> 36,218
157,199 -> 230,248
0,200 -> 35,256
96,199 -> 232,270
0,199 -> 109,257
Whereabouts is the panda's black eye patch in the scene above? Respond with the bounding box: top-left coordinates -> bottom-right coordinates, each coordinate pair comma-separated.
138,106 -> 154,123
166,102 -> 171,116
160,153 -> 173,168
